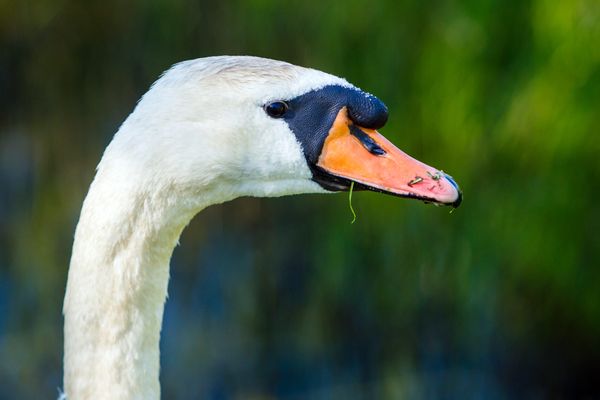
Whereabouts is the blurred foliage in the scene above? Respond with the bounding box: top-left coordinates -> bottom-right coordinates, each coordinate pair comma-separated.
1,0 -> 599,398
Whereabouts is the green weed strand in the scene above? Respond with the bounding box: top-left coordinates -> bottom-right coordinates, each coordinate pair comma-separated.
349,181 -> 357,224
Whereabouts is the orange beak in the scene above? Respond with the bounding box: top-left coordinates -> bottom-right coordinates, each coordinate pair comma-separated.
316,107 -> 462,207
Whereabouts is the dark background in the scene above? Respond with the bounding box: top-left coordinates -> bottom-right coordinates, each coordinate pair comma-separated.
1,0 -> 599,398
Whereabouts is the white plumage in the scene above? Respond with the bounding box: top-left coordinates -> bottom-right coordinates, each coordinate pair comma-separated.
63,56 -> 353,400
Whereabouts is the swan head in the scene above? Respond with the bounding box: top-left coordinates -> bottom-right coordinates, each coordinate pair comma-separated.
103,56 -> 461,210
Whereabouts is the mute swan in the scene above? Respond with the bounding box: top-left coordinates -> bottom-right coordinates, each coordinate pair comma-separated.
63,56 -> 461,399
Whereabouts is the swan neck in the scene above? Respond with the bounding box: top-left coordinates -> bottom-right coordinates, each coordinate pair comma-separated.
63,170 -> 197,399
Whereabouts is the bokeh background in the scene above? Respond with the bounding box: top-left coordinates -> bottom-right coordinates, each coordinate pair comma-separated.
1,0 -> 599,398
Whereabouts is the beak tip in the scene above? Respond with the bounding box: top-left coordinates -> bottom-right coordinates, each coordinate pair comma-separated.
443,173 -> 462,208
450,190 -> 463,208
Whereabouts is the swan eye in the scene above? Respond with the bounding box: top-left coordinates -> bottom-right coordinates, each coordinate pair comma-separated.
264,101 -> 289,118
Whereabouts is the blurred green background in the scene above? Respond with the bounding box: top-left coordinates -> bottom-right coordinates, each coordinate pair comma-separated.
1,0 -> 599,398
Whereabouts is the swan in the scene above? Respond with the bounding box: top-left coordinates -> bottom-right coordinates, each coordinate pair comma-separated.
62,56 -> 461,399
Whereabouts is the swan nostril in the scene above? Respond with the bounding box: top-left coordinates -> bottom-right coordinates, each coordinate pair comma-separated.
349,125 -> 386,156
